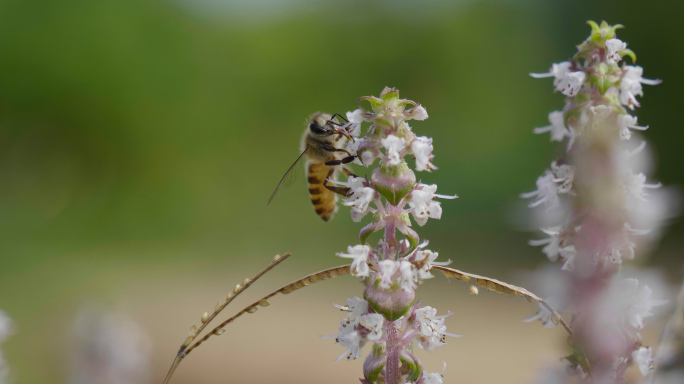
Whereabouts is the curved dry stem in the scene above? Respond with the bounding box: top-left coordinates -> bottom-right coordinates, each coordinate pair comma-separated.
162,263 -> 352,384
163,252 -> 292,384
433,265 -> 573,337
186,264 -> 352,354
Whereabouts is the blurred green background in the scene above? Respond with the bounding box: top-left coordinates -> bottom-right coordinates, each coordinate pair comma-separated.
0,0 -> 682,383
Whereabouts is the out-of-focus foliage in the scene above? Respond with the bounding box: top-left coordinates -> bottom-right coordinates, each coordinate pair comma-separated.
0,0 -> 681,383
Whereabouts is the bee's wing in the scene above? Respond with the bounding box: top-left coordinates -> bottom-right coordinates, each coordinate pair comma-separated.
267,148 -> 309,206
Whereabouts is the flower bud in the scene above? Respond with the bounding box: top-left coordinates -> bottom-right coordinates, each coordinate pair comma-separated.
364,281 -> 415,321
371,164 -> 416,206
363,345 -> 387,383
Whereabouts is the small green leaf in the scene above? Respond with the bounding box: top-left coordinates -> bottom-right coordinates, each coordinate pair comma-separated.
621,48 -> 636,63
369,364 -> 385,382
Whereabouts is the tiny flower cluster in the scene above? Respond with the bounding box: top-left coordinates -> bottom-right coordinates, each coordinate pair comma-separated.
327,88 -> 459,384
524,21 -> 667,382
327,297 -> 457,384
337,243 -> 451,294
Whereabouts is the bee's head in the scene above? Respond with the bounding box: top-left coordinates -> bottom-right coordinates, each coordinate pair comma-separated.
308,112 -> 338,137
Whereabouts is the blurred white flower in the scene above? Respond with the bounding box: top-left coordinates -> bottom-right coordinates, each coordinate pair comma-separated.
70,305 -> 152,384
534,111 -> 570,142
633,346 -> 654,376
521,172 -> 560,211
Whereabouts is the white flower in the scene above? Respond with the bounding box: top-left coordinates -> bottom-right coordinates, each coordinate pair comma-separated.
71,306 -> 152,384
378,260 -> 399,289
413,307 -> 461,352
335,330 -> 364,361
528,227 -> 563,262
619,65 -> 661,110
336,176 -> 376,222
0,311 -> 12,344
590,104 -> 612,119
602,278 -> 666,329
605,38 -> 626,64
421,372 -> 443,384
408,184 -> 457,226
561,71 -> 586,96
347,109 -> 367,124
399,260 -> 418,293
632,346 -> 654,376
534,111 -> 571,142
411,136 -> 437,172
360,150 -> 376,166
623,170 -> 662,205
361,313 -> 384,341
620,279 -> 664,328
409,105 -> 429,121
559,245 -> 577,271
551,161 -> 574,193
381,135 -> 406,166
413,249 -> 450,279
521,172 -> 560,211
617,114 -> 649,140
333,297 -> 370,329
532,62 -> 585,96
337,245 -> 371,277
530,61 -> 571,87
524,298 -> 562,328
0,310 -> 11,384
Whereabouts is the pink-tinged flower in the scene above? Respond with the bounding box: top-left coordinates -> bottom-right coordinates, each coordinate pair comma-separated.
337,245 -> 371,277
381,135 -> 406,166
411,136 -> 437,172
534,111 -> 571,142
407,105 -> 429,121
606,38 -> 627,64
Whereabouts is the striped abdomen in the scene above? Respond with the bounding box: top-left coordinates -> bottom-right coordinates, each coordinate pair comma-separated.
307,161 -> 337,221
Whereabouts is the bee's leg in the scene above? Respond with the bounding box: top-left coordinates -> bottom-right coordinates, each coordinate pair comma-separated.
325,156 -> 356,166
323,168 -> 351,196
341,167 -> 359,179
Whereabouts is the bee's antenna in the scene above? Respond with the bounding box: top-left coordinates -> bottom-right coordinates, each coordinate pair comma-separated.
329,113 -> 349,123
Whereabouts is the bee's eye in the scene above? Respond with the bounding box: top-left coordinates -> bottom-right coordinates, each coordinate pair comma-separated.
309,123 -> 329,135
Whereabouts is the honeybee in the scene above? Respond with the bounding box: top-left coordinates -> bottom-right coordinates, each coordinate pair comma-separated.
268,112 -> 357,221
